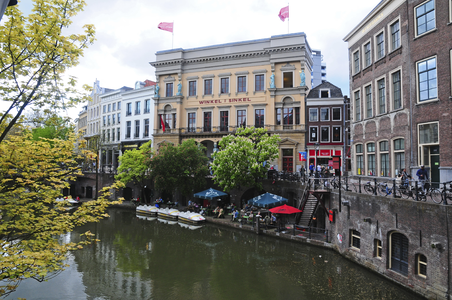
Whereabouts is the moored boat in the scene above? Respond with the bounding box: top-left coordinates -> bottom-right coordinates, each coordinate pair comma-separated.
136,205 -> 158,216
157,207 -> 180,220
178,211 -> 205,225
178,222 -> 203,230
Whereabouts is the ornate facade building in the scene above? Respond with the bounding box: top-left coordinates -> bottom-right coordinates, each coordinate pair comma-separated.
150,33 -> 313,172
344,0 -> 452,183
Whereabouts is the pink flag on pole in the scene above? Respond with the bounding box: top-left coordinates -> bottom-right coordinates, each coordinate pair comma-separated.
158,22 -> 173,33
278,6 -> 289,22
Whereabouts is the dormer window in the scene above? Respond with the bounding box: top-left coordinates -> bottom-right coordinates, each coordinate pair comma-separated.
320,90 -> 330,98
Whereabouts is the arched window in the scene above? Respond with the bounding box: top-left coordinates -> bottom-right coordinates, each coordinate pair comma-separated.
390,232 -> 409,275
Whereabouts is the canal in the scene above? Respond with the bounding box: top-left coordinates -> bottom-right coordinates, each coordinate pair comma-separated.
8,208 -> 424,300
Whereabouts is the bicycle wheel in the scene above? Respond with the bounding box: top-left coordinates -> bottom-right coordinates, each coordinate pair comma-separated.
364,184 -> 374,194
377,185 -> 386,196
429,189 -> 442,204
393,187 -> 402,198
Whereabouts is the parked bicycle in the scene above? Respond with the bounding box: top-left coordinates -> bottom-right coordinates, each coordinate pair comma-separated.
439,181 -> 452,204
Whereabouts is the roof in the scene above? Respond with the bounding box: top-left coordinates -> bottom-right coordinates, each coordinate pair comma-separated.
306,81 -> 343,99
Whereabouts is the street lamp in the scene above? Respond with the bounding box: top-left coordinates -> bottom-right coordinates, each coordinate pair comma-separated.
314,142 -> 320,170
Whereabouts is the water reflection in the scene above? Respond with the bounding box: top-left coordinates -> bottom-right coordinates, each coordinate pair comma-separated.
8,208 -> 423,300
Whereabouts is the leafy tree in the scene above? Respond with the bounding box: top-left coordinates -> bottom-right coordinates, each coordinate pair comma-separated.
150,139 -> 209,197
210,127 -> 281,192
0,130 -> 121,297
30,113 -> 74,141
116,141 -> 153,203
0,0 -> 95,143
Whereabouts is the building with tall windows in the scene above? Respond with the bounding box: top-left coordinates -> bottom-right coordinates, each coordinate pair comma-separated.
150,33 -> 313,172
344,0 -> 452,182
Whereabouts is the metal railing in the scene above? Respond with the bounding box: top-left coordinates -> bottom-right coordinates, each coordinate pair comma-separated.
154,124 -> 307,135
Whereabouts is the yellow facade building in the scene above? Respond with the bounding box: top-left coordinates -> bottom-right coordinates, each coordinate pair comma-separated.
150,33 -> 313,172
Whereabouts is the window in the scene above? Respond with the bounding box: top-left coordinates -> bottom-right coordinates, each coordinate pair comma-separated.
416,254 -> 427,277
356,144 -> 363,175
332,108 -> 341,121
189,81 -> 197,96
276,108 -> 281,125
376,32 -> 384,59
237,76 -> 247,93
102,130 -> 105,142
309,108 -> 318,122
144,119 -> 149,137
390,20 -> 400,51
415,0 -> 435,36
113,103 -> 116,111
255,109 -> 264,128
103,105 -> 106,113
108,104 -> 111,112
283,72 -> 293,88
135,120 -> 140,138
237,110 -> 246,127
364,42 -> 371,67
332,126 -> 341,142
117,128 -> 120,140
107,115 -> 111,126
321,126 -> 329,142
255,74 -> 264,91
295,107 -> 300,125
418,122 -> 438,144
374,239 -> 382,258
282,108 -> 293,125
188,112 -> 196,132
112,114 -> 115,125
365,85 -> 373,118
380,141 -> 389,176
320,108 -> 329,121
320,90 -> 329,98
417,57 -> 437,102
392,71 -> 402,109
220,111 -> 228,131
103,116 -> 106,126
126,121 -> 131,138
353,50 -> 360,74
204,79 -> 212,95
367,142 -> 376,175
390,232 -> 409,276
220,77 -> 229,94
166,82 -> 173,97
160,113 -> 172,130
354,90 -> 361,121
144,99 -> 151,113
126,103 -> 132,116
112,128 -> 115,141
378,79 -> 386,114
394,138 -> 405,175
309,127 -> 318,142
350,230 -> 361,250
107,129 -> 110,142
135,101 -> 141,115
117,101 -> 121,110
203,112 -> 212,132
117,113 -> 120,124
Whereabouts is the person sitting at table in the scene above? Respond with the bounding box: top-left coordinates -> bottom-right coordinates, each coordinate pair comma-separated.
271,213 -> 276,225
213,206 -> 220,218
218,207 -> 224,219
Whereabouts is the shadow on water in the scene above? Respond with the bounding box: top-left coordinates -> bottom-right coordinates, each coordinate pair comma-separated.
8,208 -> 425,300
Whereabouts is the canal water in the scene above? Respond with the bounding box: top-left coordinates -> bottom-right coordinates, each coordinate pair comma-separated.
8,208 -> 424,300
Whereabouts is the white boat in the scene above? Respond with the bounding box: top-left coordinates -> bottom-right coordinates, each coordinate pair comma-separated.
136,205 -> 158,216
157,207 -> 180,220
55,197 -> 80,210
178,211 -> 205,225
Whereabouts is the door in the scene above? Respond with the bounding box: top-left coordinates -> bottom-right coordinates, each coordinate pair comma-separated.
431,146 -> 440,188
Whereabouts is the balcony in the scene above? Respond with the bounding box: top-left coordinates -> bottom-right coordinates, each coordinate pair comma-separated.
153,124 -> 306,135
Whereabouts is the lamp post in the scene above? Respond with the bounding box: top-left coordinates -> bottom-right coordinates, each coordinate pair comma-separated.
314,142 -> 320,173
343,96 -> 350,176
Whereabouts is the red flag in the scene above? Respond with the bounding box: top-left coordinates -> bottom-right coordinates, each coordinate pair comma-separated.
158,22 -> 173,33
278,6 -> 289,22
160,115 -> 166,132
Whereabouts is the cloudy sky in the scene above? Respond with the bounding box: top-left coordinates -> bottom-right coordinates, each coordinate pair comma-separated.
13,0 -> 381,118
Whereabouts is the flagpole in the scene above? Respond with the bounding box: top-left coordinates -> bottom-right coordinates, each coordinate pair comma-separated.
287,3 -> 289,34
172,21 -> 174,49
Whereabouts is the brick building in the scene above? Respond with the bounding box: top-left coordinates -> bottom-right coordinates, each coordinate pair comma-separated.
344,0 -> 452,183
150,33 -> 313,172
